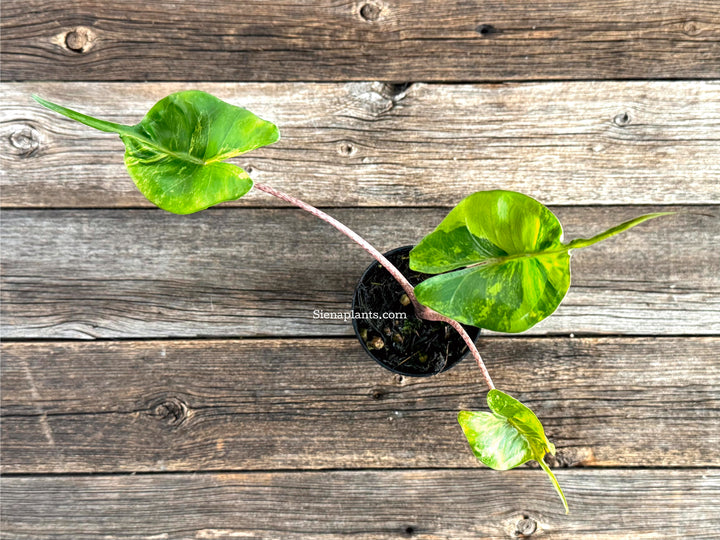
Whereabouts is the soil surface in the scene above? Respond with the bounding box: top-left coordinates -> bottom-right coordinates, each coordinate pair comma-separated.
352,246 -> 480,376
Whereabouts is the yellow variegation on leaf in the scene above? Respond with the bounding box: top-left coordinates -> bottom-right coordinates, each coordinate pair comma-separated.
410,190 -> 670,333
459,389 -> 569,513
33,92 -> 279,214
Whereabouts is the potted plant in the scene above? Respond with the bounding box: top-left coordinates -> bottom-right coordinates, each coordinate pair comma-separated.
351,244 -> 482,377
33,91 -> 671,513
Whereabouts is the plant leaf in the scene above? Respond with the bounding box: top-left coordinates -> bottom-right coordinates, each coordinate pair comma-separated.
458,389 -> 569,514
410,190 -> 669,332
565,212 -> 674,251
33,91 -> 279,214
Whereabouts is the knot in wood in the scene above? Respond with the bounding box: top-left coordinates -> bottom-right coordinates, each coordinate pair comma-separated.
683,21 -> 701,36
8,125 -> 41,157
151,396 -> 189,427
347,82 -> 397,116
515,517 -> 537,536
379,82 -> 413,101
359,3 -> 382,22
63,27 -> 95,54
545,446 -> 596,467
369,387 -> 386,400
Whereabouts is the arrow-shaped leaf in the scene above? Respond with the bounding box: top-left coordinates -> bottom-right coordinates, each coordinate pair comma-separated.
33,91 -> 279,214
410,190 -> 671,332
458,389 -> 569,513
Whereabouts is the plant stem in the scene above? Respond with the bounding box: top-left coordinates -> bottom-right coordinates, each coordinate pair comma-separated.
254,183 -> 416,301
254,182 -> 494,390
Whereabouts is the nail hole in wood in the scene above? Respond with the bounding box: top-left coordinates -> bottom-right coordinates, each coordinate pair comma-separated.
339,142 -> 355,156
614,112 -> 631,126
476,24 -> 499,36
404,525 -> 415,536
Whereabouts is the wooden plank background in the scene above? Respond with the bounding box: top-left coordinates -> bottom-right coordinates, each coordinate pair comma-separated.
2,1 -> 720,81
2,1 -> 719,538
2,206 -> 718,339
2,338 -> 719,473
4,82 -> 720,208
3,470 -> 718,539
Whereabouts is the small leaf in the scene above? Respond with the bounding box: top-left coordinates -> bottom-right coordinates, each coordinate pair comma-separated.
33,91 -> 279,214
410,190 -> 669,333
459,389 -> 569,514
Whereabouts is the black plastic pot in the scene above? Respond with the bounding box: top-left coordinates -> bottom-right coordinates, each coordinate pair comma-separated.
351,245 -> 481,377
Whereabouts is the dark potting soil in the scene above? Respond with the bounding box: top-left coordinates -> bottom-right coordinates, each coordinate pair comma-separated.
352,246 -> 481,376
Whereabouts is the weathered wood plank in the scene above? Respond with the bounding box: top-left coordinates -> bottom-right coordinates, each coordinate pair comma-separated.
1,206 -> 717,339
2,337 -> 718,473
3,81 -> 720,208
2,0 -> 720,82
2,470 -> 718,539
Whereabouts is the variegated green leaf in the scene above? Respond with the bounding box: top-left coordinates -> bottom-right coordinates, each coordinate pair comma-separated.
459,389 -> 569,513
33,92 -> 279,214
410,190 -> 670,333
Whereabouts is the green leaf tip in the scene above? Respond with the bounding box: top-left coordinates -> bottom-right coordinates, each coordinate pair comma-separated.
565,211 -> 675,250
410,190 -> 673,334
458,389 -> 569,514
33,91 -> 280,214
32,94 -> 131,134
539,457 -> 570,515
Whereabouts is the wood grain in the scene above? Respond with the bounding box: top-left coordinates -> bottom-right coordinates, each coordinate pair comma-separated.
2,1 -> 720,82
2,1 -> 716,536
3,82 -> 720,208
2,470 -> 718,539
2,206 -> 716,339
2,337 -> 718,473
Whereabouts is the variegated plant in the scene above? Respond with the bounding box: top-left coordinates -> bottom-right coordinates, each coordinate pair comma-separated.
33,92 -> 279,214
408,190 -> 667,513
459,390 -> 568,512
34,91 -> 670,514
410,190 -> 669,333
